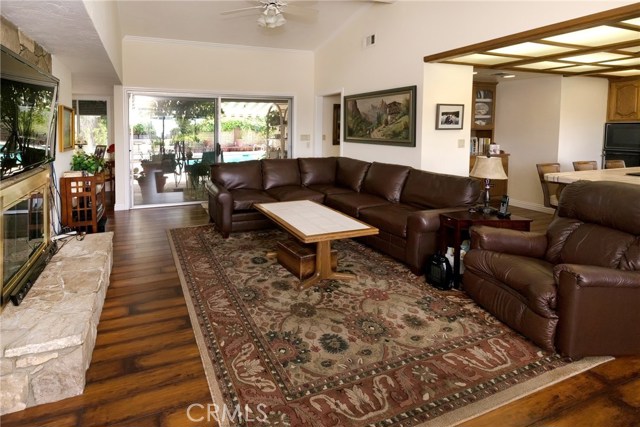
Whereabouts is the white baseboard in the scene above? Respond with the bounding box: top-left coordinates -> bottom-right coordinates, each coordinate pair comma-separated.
509,198 -> 556,215
114,203 -> 127,211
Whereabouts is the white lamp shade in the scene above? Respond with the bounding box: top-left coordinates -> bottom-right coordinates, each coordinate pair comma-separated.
470,156 -> 508,180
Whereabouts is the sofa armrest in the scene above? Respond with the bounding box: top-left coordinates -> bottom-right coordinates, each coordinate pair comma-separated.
205,180 -> 233,238
470,225 -> 547,258
554,264 -> 640,359
554,264 -> 640,289
407,207 -> 470,234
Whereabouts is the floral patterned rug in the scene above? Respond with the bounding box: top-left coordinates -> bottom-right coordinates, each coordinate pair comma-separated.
169,226 -> 608,426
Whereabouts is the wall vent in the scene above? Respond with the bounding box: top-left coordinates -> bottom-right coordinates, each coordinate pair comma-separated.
364,34 -> 376,48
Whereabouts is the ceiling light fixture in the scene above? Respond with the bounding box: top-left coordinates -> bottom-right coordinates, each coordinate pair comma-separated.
257,2 -> 286,28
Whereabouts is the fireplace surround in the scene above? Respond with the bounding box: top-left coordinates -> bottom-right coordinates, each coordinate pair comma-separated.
1,167 -> 55,309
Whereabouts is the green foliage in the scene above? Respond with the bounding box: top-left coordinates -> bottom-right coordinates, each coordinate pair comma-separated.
70,150 -> 105,174
221,119 -> 265,133
132,123 -> 146,136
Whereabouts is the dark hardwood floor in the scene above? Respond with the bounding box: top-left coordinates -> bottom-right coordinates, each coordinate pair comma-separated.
1,200 -> 638,426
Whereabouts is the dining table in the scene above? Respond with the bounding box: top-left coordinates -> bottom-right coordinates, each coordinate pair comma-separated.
544,166 -> 640,186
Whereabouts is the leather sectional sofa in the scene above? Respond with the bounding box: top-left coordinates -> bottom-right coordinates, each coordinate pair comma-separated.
463,181 -> 640,359
205,157 -> 481,274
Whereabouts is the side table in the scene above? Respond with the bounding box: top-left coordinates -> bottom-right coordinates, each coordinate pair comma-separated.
439,211 -> 532,287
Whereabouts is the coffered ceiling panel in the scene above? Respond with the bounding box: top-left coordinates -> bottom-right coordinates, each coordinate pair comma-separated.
424,4 -> 640,80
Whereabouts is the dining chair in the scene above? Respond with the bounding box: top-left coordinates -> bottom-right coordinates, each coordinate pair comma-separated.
572,160 -> 597,171
536,163 -> 561,208
604,159 -> 626,169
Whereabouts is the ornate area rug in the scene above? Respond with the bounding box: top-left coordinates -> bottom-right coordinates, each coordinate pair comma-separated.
169,226 -> 609,426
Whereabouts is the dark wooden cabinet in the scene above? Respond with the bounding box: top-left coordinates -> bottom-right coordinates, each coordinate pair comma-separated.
608,79 -> 640,121
60,173 -> 105,233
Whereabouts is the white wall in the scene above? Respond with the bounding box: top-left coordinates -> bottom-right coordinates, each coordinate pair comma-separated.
422,63 -> 473,176
315,1 -> 634,172
558,77 -> 609,171
495,76 -> 563,208
82,0 -> 123,82
494,76 -> 609,210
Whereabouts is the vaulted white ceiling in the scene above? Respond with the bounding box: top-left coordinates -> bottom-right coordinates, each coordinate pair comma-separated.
1,0 -> 377,86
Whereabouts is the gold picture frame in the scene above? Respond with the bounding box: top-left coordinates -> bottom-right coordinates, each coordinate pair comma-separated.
58,105 -> 74,151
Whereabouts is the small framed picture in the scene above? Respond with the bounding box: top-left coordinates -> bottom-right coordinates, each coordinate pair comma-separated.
436,104 -> 464,130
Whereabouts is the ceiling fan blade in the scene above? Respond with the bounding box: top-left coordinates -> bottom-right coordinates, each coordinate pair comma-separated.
220,5 -> 264,15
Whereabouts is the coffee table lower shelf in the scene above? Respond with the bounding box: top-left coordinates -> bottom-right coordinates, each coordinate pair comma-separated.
277,239 -> 352,290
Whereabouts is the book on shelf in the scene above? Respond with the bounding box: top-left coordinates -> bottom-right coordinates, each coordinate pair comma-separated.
470,137 -> 492,155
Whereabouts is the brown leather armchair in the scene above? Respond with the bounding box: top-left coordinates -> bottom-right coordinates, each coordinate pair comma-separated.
462,180 -> 640,359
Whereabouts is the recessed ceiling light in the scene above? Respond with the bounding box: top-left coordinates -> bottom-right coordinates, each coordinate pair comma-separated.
559,52 -> 630,63
514,61 -> 570,70
543,25 -> 639,46
502,74 -> 515,78
489,42 -> 574,56
600,69 -> 640,77
449,53 -> 517,66
623,17 -> 640,27
556,65 -> 609,73
601,57 -> 640,67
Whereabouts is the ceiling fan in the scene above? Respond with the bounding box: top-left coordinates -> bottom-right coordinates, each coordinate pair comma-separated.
221,1 -> 312,29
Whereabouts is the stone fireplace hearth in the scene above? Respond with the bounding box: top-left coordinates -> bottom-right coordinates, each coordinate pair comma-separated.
0,232 -> 113,414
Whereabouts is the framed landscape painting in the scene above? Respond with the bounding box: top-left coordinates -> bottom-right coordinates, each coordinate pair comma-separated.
344,86 -> 416,147
58,105 -> 75,151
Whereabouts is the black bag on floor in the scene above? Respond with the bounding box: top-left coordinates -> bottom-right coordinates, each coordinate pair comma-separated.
425,253 -> 453,290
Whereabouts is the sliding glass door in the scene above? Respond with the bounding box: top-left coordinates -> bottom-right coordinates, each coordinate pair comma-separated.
128,93 -> 292,207
220,99 -> 290,162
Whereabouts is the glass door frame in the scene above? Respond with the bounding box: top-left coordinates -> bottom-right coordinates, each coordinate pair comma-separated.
125,90 -> 293,210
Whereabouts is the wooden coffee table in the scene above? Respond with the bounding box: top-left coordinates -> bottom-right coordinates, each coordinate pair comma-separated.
254,200 -> 378,290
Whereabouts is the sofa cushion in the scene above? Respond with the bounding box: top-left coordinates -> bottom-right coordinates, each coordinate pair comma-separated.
299,157 -> 337,186
230,189 -> 278,210
464,250 -> 557,318
211,160 -> 262,190
307,184 -> 354,196
325,192 -> 389,218
362,162 -> 411,202
401,169 -> 480,209
266,186 -> 325,203
262,159 -> 301,189
336,157 -> 370,192
359,203 -> 417,238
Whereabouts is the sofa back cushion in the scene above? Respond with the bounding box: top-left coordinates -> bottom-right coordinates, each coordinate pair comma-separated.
336,157 -> 370,191
545,181 -> 640,270
361,162 -> 411,202
299,157 -> 337,186
211,160 -> 262,190
262,158 -> 301,189
400,169 -> 481,208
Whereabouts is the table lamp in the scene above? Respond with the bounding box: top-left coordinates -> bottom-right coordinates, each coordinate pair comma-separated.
469,155 -> 508,214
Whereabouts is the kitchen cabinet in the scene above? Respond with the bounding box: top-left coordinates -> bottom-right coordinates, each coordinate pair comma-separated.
608,79 -> 640,121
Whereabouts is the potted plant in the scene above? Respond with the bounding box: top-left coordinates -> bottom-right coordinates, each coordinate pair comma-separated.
70,149 -> 105,174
